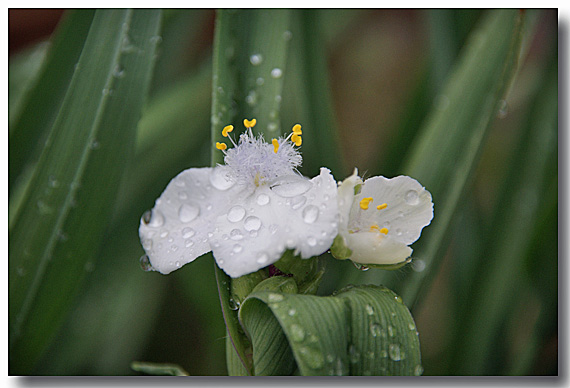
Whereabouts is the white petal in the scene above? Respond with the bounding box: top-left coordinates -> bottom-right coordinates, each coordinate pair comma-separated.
210,168 -> 339,278
345,232 -> 413,265
139,167 -> 251,274
351,175 -> 433,245
337,168 -> 361,235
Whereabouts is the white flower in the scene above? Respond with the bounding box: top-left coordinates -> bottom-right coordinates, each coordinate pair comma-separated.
335,169 -> 433,266
139,120 -> 339,278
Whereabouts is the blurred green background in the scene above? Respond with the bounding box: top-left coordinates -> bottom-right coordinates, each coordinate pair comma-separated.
8,9 -> 557,376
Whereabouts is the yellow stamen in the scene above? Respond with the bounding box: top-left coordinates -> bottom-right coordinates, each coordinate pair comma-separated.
370,224 -> 381,232
376,203 -> 388,210
215,142 -> 227,151
359,197 -> 373,210
379,228 -> 389,235
222,125 -> 234,137
272,138 -> 279,153
244,118 -> 256,128
291,133 -> 302,146
292,124 -> 302,134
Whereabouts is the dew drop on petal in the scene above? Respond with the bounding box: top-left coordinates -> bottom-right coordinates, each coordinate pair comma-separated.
256,252 -> 269,264
244,216 -> 262,231
230,229 -> 244,240
140,254 -> 154,272
270,176 -> 312,197
302,205 -> 319,224
227,205 -> 246,222
144,209 -> 164,227
178,191 -> 188,200
233,244 -> 243,253
209,168 -> 235,190
179,203 -> 200,223
307,236 -> 317,246
256,193 -> 270,206
290,195 -> 307,210
404,190 -> 419,205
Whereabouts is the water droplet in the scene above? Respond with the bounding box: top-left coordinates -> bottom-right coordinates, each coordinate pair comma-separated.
144,209 -> 164,227
256,77 -> 264,86
178,191 -> 188,200
302,205 -> 319,224
233,244 -> 243,253
140,254 -> 154,272
246,90 -> 257,106
404,190 -> 419,205
290,324 -> 305,342
388,344 -> 401,361
283,30 -> 293,41
268,293 -> 284,302
497,99 -> 509,119
230,229 -> 244,240
227,205 -> 246,222
142,238 -> 152,250
365,304 -> 374,315
349,344 -> 360,363
48,175 -> 59,188
388,325 -> 394,337
229,298 -> 240,310
209,168 -> 235,190
270,175 -> 312,197
112,64 -> 125,78
352,262 -> 369,271
271,68 -> 283,78
369,322 -> 381,337
290,195 -> 307,210
288,308 -> 296,316
299,347 -> 325,370
256,193 -> 270,206
182,227 -> 195,239
408,322 -> 416,331
307,236 -> 317,246
326,354 -> 335,363
256,252 -> 269,264
249,53 -> 263,65
275,95 -> 282,103
179,203 -> 200,223
244,216 -> 262,231
414,365 -> 424,376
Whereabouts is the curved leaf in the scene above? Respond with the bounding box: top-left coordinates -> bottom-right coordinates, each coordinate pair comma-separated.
239,284 -> 421,375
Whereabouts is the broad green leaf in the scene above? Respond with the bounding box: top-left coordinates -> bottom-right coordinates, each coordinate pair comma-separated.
210,9 -> 292,375
9,10 -> 162,373
451,61 -> 557,375
239,285 -> 421,375
131,361 -> 189,376
291,10 -> 345,177
386,10 -> 526,305
9,10 -> 95,192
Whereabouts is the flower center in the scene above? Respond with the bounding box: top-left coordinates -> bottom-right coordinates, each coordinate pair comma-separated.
215,119 -> 304,187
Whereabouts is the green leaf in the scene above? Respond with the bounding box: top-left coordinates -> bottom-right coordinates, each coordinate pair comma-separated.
239,285 -> 421,375
9,10 -> 96,192
9,10 -> 162,373
210,9 -> 292,375
131,361 -> 189,376
396,10 -> 526,305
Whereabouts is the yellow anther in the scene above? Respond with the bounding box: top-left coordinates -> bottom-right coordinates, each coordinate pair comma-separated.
243,118 -> 257,128
291,133 -> 302,147
377,203 -> 388,210
370,224 -> 381,232
292,124 -> 302,134
215,142 -> 227,151
379,228 -> 389,235
222,125 -> 234,137
272,138 -> 279,153
359,197 -> 373,210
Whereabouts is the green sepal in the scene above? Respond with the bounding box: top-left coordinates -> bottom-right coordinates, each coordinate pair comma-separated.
273,250 -> 325,295
330,234 -> 353,260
